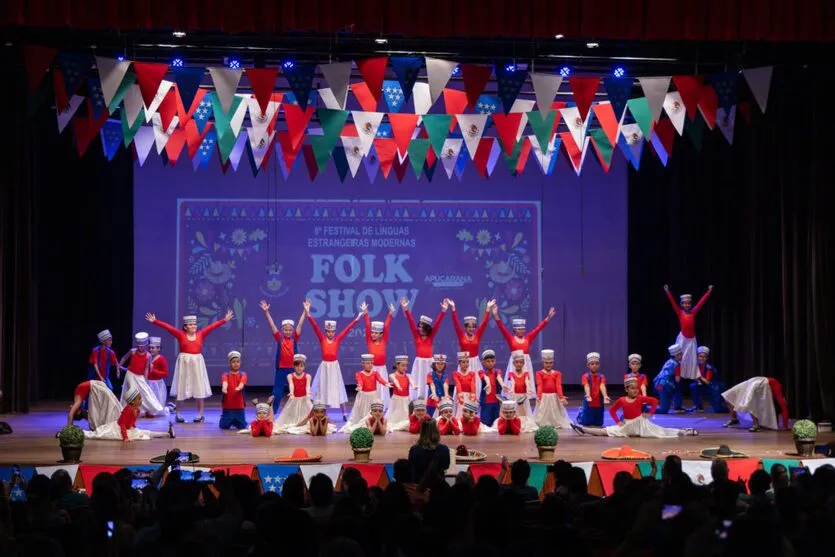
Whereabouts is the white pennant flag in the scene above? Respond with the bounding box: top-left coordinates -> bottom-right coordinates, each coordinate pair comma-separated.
425,57 -> 457,105
208,67 -> 243,114
566,137 -> 590,176
319,61 -> 352,110
620,123 -> 644,170
247,127 -> 275,169
56,95 -> 85,133
318,88 -> 341,110
559,106 -> 589,154
300,464 -> 343,487
680,461 -> 714,486
229,131 -> 248,171
510,98 -> 536,140
351,111 -> 384,156
638,76 -> 671,122
529,72 -> 563,112
439,138 -> 463,179
743,66 -> 773,114
574,462 -> 595,485
35,464 -> 80,482
341,136 -> 364,178
144,79 -> 174,121
95,56 -> 132,109
230,94 -> 250,137
133,125 -> 156,166
152,113 -> 179,153
528,134 -> 558,175
364,146 -> 380,182
412,82 -> 432,116
663,91 -> 687,136
717,105 -> 736,145
123,84 -> 146,127
456,114 -> 488,161
248,97 -> 280,139
804,458 -> 835,474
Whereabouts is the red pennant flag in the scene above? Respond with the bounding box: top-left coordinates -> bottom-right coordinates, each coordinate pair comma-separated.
165,128 -> 187,166
246,68 -> 279,115
284,104 -> 315,150
185,119 -> 212,159
341,464 -> 386,488
356,57 -> 388,103
133,62 -> 170,108
516,137 -> 532,175
277,131 -> 302,173
266,92 -> 284,135
492,113 -> 524,156
180,88 -> 207,127
351,81 -> 378,112
738,101 -> 751,125
302,144 -> 318,180
389,113 -> 419,156
559,131 -> 584,173
672,75 -> 704,121
461,64 -> 493,110
568,76 -> 600,121
211,465 -> 255,478
53,69 -> 69,113
592,103 -> 620,145
652,117 -> 676,159
393,154 -> 409,182
725,459 -> 760,494
697,85 -> 718,129
157,88 -> 179,132
79,465 -> 122,495
426,145 -> 437,169
473,137 -> 494,178
24,45 -> 58,92
468,463 -> 503,481
373,138 -> 398,179
589,462 -> 637,496
72,103 -> 108,157
442,88 -> 468,117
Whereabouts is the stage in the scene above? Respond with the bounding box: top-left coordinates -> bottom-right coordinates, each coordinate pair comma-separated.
1,397 -> 828,466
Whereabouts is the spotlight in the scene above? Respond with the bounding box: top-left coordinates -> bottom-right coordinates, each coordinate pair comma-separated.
172,30 -> 186,38
559,66 -> 571,78
282,60 -> 295,70
554,33 -> 565,39
172,57 -> 184,68
116,55 -> 125,62
613,67 -> 625,78
451,65 -> 460,76
505,63 -> 516,72
374,37 -> 388,45
586,42 -> 600,48
227,57 -> 241,69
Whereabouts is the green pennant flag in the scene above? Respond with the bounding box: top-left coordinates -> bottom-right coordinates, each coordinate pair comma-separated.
636,461 -> 662,479
309,135 -> 334,172
627,97 -> 653,139
761,459 -> 797,474
407,139 -> 431,179
121,108 -> 144,146
317,108 -> 349,146
685,113 -> 705,152
527,110 -> 557,154
589,128 -> 614,166
108,72 -> 137,115
502,139 -> 524,175
421,114 -> 452,156
527,463 -> 549,494
217,127 -> 237,163
211,91 -> 243,140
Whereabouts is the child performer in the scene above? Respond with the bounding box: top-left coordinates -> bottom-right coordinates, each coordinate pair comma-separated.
461,401 -> 486,436
722,377 -> 789,432
88,329 -> 118,390
426,354 -> 451,417
449,298 -> 495,396
653,344 -> 683,414
85,390 -> 174,442
624,354 -> 648,397
402,297 -> 448,400
577,352 -> 610,426
341,354 -> 391,432
386,355 -> 415,431
453,351 -> 480,418
146,310 -> 234,423
533,349 -> 571,429
436,400 -> 462,435
364,302 -> 396,408
148,337 -> 171,412
219,351 -> 247,430
571,377 -> 698,438
68,380 -> 121,430
494,400 -> 522,435
664,284 -> 713,384
408,399 -> 431,433
275,354 -> 313,432
477,349 -> 503,427
307,304 -> 363,421
493,305 -> 557,398
259,299 -> 307,413
118,333 -> 166,417
508,351 -> 534,417
293,400 -> 336,436
689,346 -> 728,413
250,402 -> 274,438
364,400 -> 388,435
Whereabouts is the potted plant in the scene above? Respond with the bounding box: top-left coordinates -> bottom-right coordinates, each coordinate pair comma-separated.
791,419 -> 817,457
534,425 -> 558,462
350,427 -> 374,462
58,424 -> 85,463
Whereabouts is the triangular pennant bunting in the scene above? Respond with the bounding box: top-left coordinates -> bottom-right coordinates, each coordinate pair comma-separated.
352,111 -> 384,156
637,76 -> 671,122
382,80 -> 406,113
456,114 -> 488,160
530,72 -> 563,112
357,57 -> 388,103
422,114 -> 453,156
425,57 -> 457,104
133,61 -> 169,108
461,64 -> 493,110
568,76 -> 600,120
284,63 -> 316,110
743,66 -> 773,113
246,67 -> 279,115
171,66 -> 205,114
663,91 -> 687,135
439,138 -> 463,178
319,62 -> 352,110
390,57 -> 422,102
602,76 -> 633,123
495,64 -> 526,114
672,75 -> 704,121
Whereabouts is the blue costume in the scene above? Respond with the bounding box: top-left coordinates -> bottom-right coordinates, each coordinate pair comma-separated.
577,370 -> 606,426
653,358 -> 682,413
478,369 -> 501,426
427,368 -> 452,417
689,363 -> 728,412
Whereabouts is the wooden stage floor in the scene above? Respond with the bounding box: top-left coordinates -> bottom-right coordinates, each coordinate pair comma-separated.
1,398 -> 830,466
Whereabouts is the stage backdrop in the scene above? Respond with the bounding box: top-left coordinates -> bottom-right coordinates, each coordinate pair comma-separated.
134,156 -> 627,386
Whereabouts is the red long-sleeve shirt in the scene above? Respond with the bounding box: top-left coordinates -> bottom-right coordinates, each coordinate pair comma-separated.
665,290 -> 711,338
125,350 -> 150,376
454,370 -> 477,395
582,372 -> 606,408
309,316 -> 359,361
409,413 -> 430,433
273,330 -> 301,368
479,369 -> 501,404
767,377 -> 790,429
251,419 -> 274,437
437,416 -> 462,435
390,373 -> 411,397
536,370 -> 564,397
451,309 -> 490,357
221,371 -> 247,409
623,372 -> 648,391
495,317 -> 549,354
149,355 -> 169,380
153,318 -> 227,354
497,417 -> 521,435
462,416 -> 482,436
364,313 -> 392,366
609,395 -> 658,423
74,381 -> 92,400
289,373 -> 310,397
510,371 -> 530,395
405,309 -> 446,358
117,405 -> 139,441
356,370 -> 388,392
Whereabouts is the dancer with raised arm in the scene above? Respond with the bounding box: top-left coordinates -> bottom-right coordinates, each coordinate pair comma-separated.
664,284 -> 713,388
364,302 -> 396,408
449,298 -> 494,397
722,377 -> 789,432
307,303 -> 363,421
146,309 -> 234,423
260,299 -> 307,413
493,304 -> 556,398
402,297 -> 448,400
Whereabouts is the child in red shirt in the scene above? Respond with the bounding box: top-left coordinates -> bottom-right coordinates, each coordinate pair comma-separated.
436,400 -> 461,435
250,402 -> 274,437
387,355 -> 415,430
577,352 -> 610,426
461,401 -> 482,436
408,399 -> 431,434
84,389 -> 174,442
495,400 -> 522,435
260,299 -> 306,413
296,400 -> 335,436
219,351 -> 247,430
365,400 -> 387,435
478,349 -> 504,426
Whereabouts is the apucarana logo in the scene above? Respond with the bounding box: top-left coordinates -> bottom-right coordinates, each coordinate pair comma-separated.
423,274 -> 473,288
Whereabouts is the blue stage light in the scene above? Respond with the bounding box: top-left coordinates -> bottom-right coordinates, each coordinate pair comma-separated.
282,60 -> 295,70
505,63 -> 516,72
451,65 -> 460,76
172,57 -> 184,68
559,66 -> 571,78
227,57 -> 241,69
613,67 -> 625,78
116,55 -> 125,62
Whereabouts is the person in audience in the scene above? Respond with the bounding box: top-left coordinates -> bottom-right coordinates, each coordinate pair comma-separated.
498,458 -> 540,501
408,419 -> 450,487
305,473 -> 335,521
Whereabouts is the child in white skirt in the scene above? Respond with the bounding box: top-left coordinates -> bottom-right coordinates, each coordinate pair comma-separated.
341,354 -> 391,432
386,355 -> 414,430
453,351 -> 479,418
493,305 -> 557,399
364,303 -> 396,407
68,380 -> 121,430
293,400 -> 337,435
85,389 -> 174,442
507,351 -> 534,417
402,297 -> 448,400
533,349 -> 571,428
308,306 -> 363,421
276,354 -> 313,432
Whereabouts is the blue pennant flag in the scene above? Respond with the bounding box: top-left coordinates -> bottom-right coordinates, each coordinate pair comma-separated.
284,64 -> 316,110
476,94 -> 500,116
57,52 -> 90,98
603,76 -> 633,122
256,464 -> 300,493
194,95 -> 213,134
333,145 -> 350,182
494,63 -> 526,114
172,66 -> 205,112
283,90 -> 317,109
0,465 -> 35,484
100,119 -> 123,161
547,136 -> 562,175
384,464 -> 395,482
709,72 -> 739,112
390,57 -> 422,102
197,129 -> 217,168
456,142 -> 469,174
383,80 -> 406,113
87,77 -> 107,120
376,123 -> 393,138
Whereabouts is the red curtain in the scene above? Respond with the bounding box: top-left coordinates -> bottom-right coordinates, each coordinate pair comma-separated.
2,0 -> 834,41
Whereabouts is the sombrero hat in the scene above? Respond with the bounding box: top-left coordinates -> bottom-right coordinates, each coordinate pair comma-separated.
149,451 -> 200,464
601,445 -> 652,461
274,448 -> 322,463
700,444 -> 747,459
